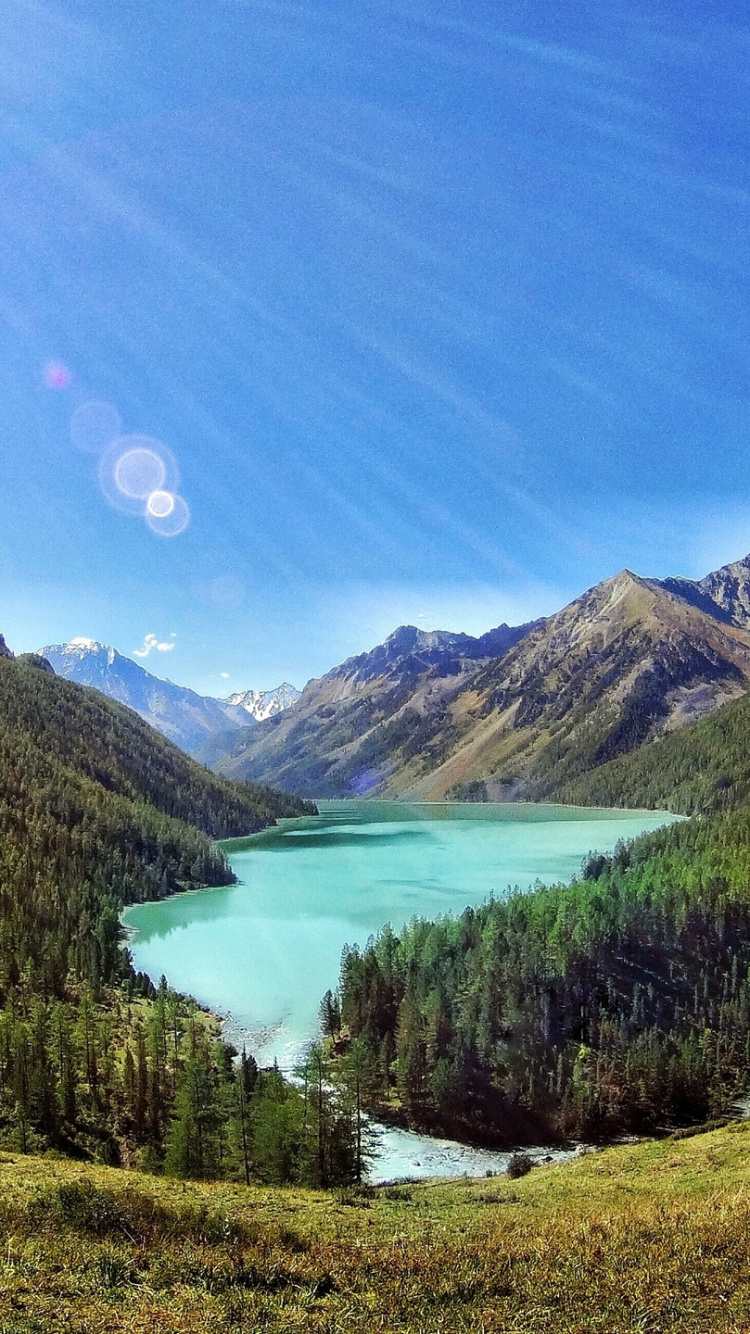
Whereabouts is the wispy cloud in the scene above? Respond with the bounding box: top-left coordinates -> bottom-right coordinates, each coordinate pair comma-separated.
133,633 -> 176,658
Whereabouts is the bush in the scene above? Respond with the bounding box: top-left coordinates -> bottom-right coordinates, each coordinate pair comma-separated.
506,1152 -> 534,1179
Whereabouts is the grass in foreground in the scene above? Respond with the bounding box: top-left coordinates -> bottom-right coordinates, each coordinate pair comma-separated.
2,1123 -> 750,1332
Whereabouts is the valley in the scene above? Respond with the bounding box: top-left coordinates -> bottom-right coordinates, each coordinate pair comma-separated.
124,800 -> 673,1176
4,556 -> 750,1237
3,6 -> 747,1325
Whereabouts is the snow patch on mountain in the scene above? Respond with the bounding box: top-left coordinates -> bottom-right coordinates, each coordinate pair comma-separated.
221,683 -> 302,722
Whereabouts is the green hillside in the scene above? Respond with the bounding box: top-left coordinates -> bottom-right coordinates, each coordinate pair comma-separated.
336,798 -> 750,1145
2,1122 -> 750,1332
0,653 -> 311,836
0,652 -> 314,1163
543,685 -> 750,814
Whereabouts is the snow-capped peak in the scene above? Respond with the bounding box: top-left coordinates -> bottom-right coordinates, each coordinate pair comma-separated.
221,682 -> 301,721
68,637 -> 106,652
44,638 -> 116,665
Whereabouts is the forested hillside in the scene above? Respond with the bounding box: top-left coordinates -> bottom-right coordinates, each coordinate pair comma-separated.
543,686 -> 750,814
336,807 -> 750,1144
0,653 -> 308,836
0,650 -> 323,1171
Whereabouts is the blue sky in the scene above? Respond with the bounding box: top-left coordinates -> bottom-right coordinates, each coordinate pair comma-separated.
0,1 -> 748,693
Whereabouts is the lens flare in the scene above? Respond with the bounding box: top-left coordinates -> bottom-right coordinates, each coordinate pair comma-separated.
70,401 -> 122,454
98,435 -> 179,515
146,493 -> 190,538
114,448 -> 167,500
147,489 -> 176,518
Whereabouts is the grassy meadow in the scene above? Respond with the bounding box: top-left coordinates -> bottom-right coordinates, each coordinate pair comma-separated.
2,1122 -> 750,1332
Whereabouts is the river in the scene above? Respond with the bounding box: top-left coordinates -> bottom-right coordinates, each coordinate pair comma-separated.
124,800 -> 675,1180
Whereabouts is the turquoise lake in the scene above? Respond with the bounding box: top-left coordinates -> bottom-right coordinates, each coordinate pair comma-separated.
124,801 -> 675,1071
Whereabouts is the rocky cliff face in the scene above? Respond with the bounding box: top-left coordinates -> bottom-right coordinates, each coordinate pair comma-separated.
0,634 -> 13,659
215,557 -> 750,800
695,554 -> 750,628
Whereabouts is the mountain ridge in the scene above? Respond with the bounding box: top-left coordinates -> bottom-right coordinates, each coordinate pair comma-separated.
213,554 -> 750,800
38,638 -> 300,757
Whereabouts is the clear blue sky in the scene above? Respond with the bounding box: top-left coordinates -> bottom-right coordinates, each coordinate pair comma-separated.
1,1 -> 748,693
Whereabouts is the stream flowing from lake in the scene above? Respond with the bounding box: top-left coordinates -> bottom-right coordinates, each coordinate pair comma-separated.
124,801 -> 675,1180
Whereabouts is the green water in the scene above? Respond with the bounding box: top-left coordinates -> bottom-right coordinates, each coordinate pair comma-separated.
124,801 -> 675,1070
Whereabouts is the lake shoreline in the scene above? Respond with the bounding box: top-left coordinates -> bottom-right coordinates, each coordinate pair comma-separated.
123,800 -> 677,1179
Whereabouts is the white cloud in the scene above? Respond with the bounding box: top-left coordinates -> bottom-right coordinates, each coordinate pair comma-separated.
220,671 -> 230,679
133,633 -> 176,658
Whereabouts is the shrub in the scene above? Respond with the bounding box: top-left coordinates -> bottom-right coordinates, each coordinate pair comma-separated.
506,1152 -> 534,1179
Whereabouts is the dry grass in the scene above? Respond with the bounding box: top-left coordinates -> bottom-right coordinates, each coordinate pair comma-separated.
2,1123 -> 750,1331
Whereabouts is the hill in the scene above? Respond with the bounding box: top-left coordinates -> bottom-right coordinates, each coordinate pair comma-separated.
215,558 -> 750,799
335,802 -> 750,1144
2,1121 -> 750,1332
0,646 -> 313,1160
0,650 -> 310,838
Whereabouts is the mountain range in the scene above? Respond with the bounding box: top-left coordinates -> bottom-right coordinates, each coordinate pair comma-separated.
38,638 -> 300,757
211,552 -> 750,800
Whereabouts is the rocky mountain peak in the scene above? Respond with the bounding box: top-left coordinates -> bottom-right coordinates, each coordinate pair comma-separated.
658,553 -> 750,630
696,553 -> 750,628
48,637 -> 117,665
222,683 -> 301,722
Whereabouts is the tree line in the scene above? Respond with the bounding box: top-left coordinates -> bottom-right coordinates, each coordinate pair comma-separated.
331,804 -> 750,1144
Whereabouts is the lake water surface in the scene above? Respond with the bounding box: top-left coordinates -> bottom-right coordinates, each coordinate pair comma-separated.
125,801 -> 675,1179
124,801 -> 674,1070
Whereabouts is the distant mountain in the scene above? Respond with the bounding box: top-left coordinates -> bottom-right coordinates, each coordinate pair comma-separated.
212,618 -> 541,795
38,638 -> 299,757
213,558 -> 750,800
39,638 -> 245,756
221,682 -> 302,723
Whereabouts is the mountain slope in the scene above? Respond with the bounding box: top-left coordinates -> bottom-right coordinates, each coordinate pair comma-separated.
40,638 -> 252,755
467,569 -> 750,802
39,640 -> 302,757
214,620 -> 539,796
216,566 -> 750,799
548,682 -> 750,814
